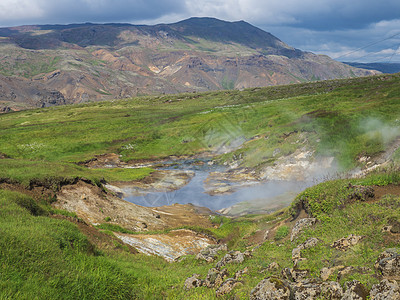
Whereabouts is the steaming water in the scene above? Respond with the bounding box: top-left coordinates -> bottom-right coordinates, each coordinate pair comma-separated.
124,160 -> 313,212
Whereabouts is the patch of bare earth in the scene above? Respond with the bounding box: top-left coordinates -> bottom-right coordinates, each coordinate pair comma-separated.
373,184 -> 400,201
54,180 -> 214,231
116,229 -> 216,261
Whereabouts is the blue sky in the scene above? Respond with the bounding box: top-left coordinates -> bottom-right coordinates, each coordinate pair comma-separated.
1,0 -> 399,62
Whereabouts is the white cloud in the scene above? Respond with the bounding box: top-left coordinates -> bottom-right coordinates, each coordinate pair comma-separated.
0,0 -> 43,23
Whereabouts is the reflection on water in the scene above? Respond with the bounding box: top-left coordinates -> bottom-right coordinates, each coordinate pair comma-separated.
124,163 -> 313,211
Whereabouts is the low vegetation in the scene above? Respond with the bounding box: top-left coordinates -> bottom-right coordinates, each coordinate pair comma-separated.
2,168 -> 400,298
1,74 -> 400,298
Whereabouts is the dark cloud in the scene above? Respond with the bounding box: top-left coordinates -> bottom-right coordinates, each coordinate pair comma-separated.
0,0 -> 185,26
266,19 -> 400,62
1,0 -> 399,62
289,1 -> 400,30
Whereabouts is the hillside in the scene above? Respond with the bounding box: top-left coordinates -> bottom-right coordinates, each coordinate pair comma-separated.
0,17 -> 378,112
1,74 -> 400,298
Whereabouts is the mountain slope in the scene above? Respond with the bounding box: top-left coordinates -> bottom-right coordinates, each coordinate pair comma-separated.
0,17 -> 378,111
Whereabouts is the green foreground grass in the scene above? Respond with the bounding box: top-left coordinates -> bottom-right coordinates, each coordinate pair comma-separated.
2,169 -> 400,299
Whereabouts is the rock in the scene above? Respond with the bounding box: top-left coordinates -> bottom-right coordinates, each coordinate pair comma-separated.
234,267 -> 249,280
370,279 -> 400,300
291,278 -> 322,300
342,280 -> 369,300
375,249 -> 400,279
215,250 -> 251,269
388,219 -> 400,234
320,266 -> 345,281
250,277 -> 291,300
215,278 -> 241,297
204,268 -> 228,288
267,262 -> 280,271
196,244 -> 228,263
321,281 -> 343,299
331,234 -> 364,251
337,266 -> 356,281
291,218 -> 316,241
281,267 -> 310,282
292,237 -> 320,265
184,274 -> 203,290
382,225 -> 393,233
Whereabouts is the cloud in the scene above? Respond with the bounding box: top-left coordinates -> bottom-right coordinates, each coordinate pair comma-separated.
184,0 -> 400,30
0,0 -> 44,23
0,0 -> 185,26
265,19 -> 400,62
1,0 -> 399,63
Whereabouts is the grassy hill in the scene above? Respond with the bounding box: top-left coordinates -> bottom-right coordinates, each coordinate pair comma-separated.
1,73 -> 399,177
1,73 -> 400,298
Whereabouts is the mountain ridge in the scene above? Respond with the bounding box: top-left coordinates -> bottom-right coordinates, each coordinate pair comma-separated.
0,17 -> 378,111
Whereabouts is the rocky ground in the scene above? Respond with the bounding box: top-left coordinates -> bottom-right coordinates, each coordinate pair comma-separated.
185,211 -> 400,299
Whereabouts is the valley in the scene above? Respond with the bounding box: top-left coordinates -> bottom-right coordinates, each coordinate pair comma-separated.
1,73 -> 400,298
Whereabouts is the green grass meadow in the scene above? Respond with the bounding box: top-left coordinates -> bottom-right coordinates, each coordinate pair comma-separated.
1,73 -> 400,298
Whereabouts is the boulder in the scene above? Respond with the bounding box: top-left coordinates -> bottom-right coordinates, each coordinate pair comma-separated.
281,267 -> 310,282
291,218 -> 317,241
267,262 -> 280,271
250,277 -> 291,300
215,250 -> 251,269
184,274 -> 203,289
370,279 -> 400,300
215,278 -> 241,297
388,218 -> 400,234
292,237 -> 320,265
196,244 -> 228,262
321,281 -> 343,299
291,278 -> 322,300
342,280 -> 369,300
204,268 -> 228,288
375,249 -> 400,279
331,234 -> 364,251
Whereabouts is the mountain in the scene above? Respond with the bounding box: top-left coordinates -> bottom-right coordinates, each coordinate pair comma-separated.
0,17 -> 378,111
343,62 -> 400,74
